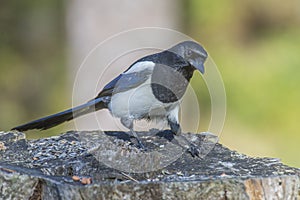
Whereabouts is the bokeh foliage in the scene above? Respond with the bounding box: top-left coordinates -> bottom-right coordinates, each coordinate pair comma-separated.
186,0 -> 300,167
0,0 -> 67,136
0,0 -> 299,166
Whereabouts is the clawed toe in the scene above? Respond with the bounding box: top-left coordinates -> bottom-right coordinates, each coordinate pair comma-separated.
136,140 -> 148,151
188,144 -> 200,157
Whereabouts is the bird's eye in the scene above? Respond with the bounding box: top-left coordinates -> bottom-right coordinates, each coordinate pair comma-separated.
186,49 -> 192,57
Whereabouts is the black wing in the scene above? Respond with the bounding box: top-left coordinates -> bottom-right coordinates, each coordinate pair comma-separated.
95,68 -> 152,98
95,50 -> 189,99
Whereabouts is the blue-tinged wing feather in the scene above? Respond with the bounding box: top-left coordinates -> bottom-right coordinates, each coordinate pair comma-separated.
95,69 -> 152,98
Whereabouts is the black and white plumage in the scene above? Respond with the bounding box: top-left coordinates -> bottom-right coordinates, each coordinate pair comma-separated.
12,41 -> 208,152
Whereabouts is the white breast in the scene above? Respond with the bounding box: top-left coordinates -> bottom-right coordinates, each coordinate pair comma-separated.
109,78 -> 179,121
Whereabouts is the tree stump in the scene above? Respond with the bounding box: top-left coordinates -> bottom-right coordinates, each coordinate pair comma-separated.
0,130 -> 299,199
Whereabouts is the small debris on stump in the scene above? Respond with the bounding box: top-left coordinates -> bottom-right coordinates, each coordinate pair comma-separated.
72,175 -> 80,181
0,130 -> 299,199
80,177 -> 92,185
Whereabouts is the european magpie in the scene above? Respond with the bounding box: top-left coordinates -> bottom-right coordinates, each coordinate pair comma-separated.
12,41 -> 208,153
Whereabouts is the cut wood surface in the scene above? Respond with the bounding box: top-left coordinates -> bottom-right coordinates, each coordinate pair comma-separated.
0,131 -> 299,199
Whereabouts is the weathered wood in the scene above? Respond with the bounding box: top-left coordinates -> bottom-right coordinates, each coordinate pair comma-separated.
0,131 -> 299,199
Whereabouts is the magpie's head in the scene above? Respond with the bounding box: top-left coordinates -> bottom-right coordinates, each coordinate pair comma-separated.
169,41 -> 208,74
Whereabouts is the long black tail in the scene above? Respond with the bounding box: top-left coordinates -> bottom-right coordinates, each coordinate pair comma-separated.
11,98 -> 107,132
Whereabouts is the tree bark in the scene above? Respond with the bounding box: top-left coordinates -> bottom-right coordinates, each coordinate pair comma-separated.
0,131 -> 299,199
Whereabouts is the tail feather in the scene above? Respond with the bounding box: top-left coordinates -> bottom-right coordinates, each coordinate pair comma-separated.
11,98 -> 106,132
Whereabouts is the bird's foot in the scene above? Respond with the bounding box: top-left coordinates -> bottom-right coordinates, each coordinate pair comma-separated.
135,138 -> 148,151
173,134 -> 201,158
187,143 -> 200,157
127,131 -> 148,151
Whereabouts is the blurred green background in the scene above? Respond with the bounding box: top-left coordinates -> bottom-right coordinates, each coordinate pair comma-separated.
0,1 -> 299,167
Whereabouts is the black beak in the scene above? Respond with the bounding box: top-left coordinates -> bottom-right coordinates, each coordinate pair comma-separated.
196,63 -> 205,74
190,60 -> 205,74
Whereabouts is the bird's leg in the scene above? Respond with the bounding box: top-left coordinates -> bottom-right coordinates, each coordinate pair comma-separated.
168,118 -> 200,157
120,118 -> 146,150
169,120 -> 182,135
130,128 -> 147,150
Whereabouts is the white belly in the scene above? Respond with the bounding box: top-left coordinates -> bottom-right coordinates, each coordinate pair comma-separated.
108,79 -> 179,120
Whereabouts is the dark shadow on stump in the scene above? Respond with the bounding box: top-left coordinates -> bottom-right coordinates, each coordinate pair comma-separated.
0,130 -> 299,199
